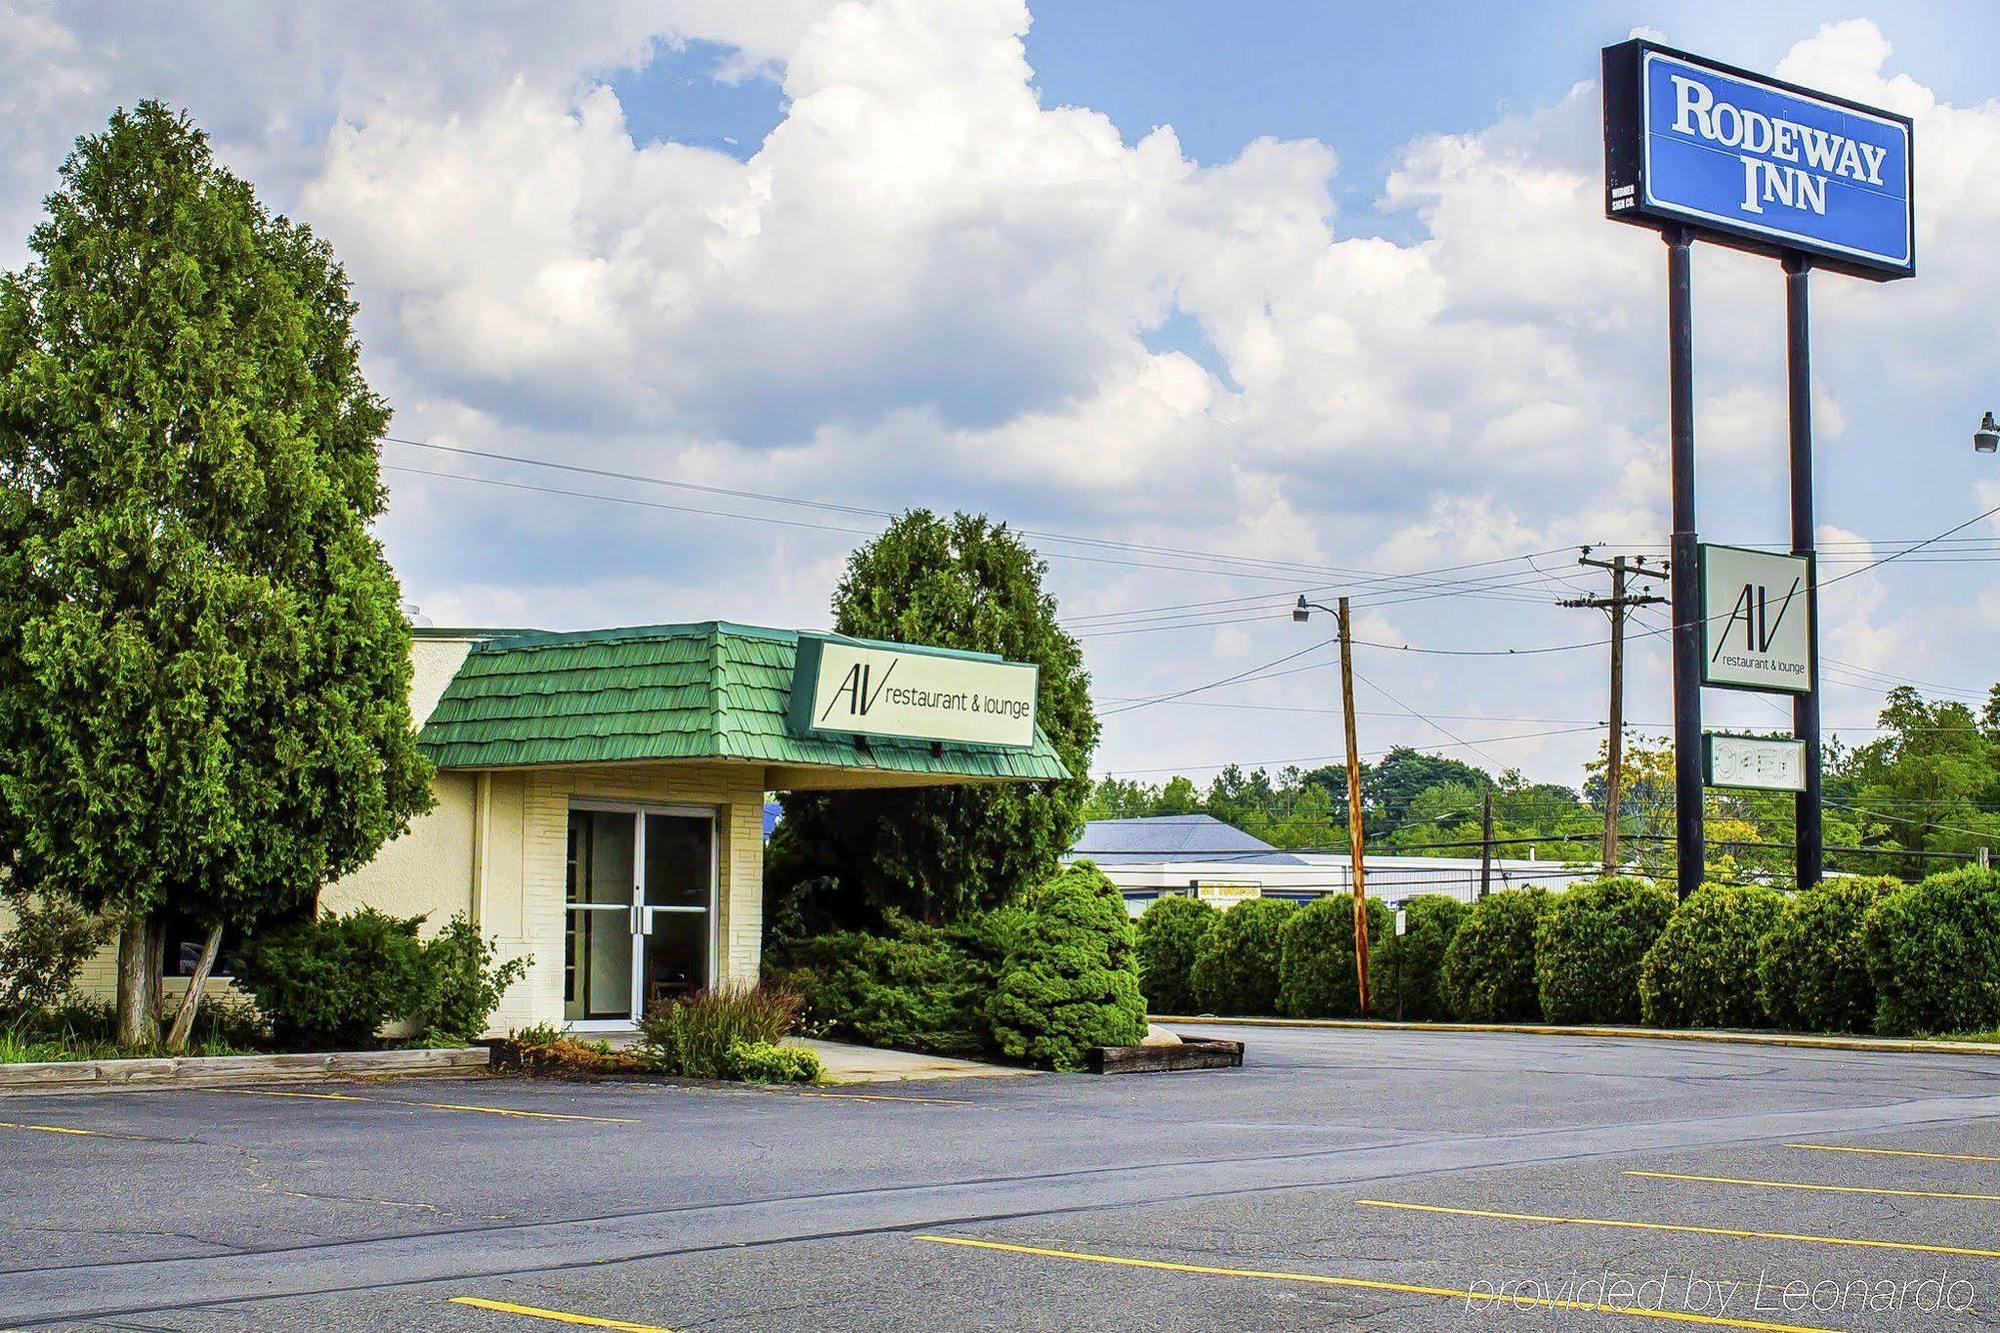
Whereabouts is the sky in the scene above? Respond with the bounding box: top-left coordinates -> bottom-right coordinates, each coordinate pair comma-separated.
3,1 -> 1998,795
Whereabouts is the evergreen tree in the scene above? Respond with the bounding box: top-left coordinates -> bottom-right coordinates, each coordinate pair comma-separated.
0,104 -> 433,1047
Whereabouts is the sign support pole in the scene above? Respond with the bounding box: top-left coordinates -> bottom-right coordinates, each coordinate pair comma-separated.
1785,253 -> 1823,892
1336,596 -> 1370,1016
1666,227 -> 1704,902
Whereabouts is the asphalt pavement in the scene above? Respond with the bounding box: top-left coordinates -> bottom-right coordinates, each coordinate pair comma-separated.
6,1025 -> 2000,1330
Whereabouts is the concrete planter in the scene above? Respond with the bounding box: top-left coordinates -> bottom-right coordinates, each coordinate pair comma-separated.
0,1045 -> 490,1096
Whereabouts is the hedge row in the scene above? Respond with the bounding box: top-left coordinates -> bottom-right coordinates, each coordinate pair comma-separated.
1135,867 -> 2000,1038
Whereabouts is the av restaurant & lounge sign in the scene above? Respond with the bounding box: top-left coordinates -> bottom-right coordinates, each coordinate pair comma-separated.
788,635 -> 1039,750
1602,40 -> 1914,279
1700,544 -> 1813,694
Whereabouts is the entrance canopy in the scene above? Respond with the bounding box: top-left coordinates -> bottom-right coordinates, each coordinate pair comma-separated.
415,621 -> 1070,790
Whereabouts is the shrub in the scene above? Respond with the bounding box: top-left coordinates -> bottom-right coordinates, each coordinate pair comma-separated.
1639,882 -> 1785,1028
778,916 -> 991,1057
233,908 -> 429,1048
1378,895 -> 1467,1022
1759,876 -> 1899,1033
1136,896 -> 1216,1015
1277,896 -> 1394,1019
727,1039 -> 823,1084
0,891 -> 117,1017
1439,890 -> 1549,1022
984,862 -> 1148,1071
1189,897 -> 1296,1016
1865,868 -> 2000,1037
1535,878 -> 1675,1025
640,984 -> 803,1078
414,914 -> 531,1043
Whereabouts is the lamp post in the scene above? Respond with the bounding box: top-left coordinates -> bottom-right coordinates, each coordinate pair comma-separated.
1976,412 -> 1998,454
1294,594 -> 1370,1015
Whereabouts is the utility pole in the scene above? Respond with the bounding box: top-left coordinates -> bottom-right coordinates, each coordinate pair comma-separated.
1560,548 -> 1667,875
1478,791 -> 1494,900
1336,597 -> 1371,1016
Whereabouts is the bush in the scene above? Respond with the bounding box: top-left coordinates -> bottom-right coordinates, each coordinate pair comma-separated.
1865,868 -> 2000,1037
1438,890 -> 1549,1022
1189,897 -> 1296,1015
727,1039 -> 823,1084
639,984 -> 803,1078
1639,882 -> 1785,1028
1759,876 -> 1898,1033
777,916 -> 992,1057
0,891 -> 117,1017
233,908 -> 430,1048
1534,878 -> 1675,1025
413,915 -> 531,1043
1378,895 -> 1467,1022
1136,896 -> 1215,1015
984,862 -> 1148,1071
1277,896 -> 1393,1019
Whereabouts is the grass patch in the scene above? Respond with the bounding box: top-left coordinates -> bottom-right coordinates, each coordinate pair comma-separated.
0,999 -> 265,1064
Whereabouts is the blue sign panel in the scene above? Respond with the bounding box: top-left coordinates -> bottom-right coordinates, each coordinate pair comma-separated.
1603,41 -> 1914,279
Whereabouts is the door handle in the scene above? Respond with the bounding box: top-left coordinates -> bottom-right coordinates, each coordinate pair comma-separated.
632,904 -> 645,935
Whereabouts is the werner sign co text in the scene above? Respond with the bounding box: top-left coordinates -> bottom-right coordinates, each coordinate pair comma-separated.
1602,41 -> 1914,278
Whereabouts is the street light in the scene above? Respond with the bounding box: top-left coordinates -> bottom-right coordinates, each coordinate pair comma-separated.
1294,592 -> 1371,1014
1976,411 -> 1999,454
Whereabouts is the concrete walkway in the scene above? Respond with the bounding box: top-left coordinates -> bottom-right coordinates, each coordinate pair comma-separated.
788,1038 -> 1031,1084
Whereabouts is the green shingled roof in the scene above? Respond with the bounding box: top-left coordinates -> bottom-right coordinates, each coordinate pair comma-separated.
417,621 -> 1071,782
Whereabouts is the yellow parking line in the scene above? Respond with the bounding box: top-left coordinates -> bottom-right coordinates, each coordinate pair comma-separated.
448,1296 -> 675,1331
1627,1170 -> 2000,1203
796,1091 -> 977,1106
227,1088 -> 637,1125
911,1235 -> 1831,1332
1787,1142 -> 2000,1165
1355,1198 -> 2000,1260
0,1119 -> 126,1139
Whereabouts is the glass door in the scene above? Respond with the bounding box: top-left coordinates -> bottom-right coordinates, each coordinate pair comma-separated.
565,804 -> 716,1027
565,809 -> 636,1024
639,812 -> 714,1014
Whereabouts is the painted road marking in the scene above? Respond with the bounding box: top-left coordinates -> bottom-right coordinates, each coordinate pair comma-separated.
1356,1198 -> 2000,1260
227,1088 -> 638,1125
911,1235 -> 1832,1332
449,1296 -> 675,1331
796,1090 -> 978,1106
0,1118 -> 142,1140
1787,1141 -> 2000,1165
1628,1170 -> 2000,1203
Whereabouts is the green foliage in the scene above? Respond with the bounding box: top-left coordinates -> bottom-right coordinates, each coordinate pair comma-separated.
1639,882 -> 1786,1028
726,1040 -> 822,1084
231,908 -> 429,1048
639,985 -> 804,1079
770,511 -> 1099,924
1758,876 -> 1899,1033
0,890 -> 117,1016
1135,896 -> 1215,1015
1,996 -> 261,1063
0,104 -> 432,969
1534,877 -> 1675,1025
1379,895 -> 1467,1022
983,862 -> 1147,1071
1439,889 -> 1550,1022
1189,898 -> 1295,1016
777,916 -> 994,1057
1865,868 -> 2000,1036
1277,895 -> 1393,1018
414,915 -> 531,1043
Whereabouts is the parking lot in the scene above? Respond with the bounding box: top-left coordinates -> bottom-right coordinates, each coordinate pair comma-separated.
7,1025 -> 2000,1330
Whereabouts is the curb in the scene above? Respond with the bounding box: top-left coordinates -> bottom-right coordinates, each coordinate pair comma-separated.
1148,1016 -> 2000,1060
0,1045 -> 492,1097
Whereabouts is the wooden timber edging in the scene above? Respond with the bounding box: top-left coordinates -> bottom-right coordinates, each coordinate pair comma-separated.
1087,1035 -> 1245,1075
0,1044 -> 492,1096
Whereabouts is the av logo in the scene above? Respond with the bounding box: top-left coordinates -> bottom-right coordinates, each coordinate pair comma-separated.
1699,544 -> 1813,694
819,658 -> 897,722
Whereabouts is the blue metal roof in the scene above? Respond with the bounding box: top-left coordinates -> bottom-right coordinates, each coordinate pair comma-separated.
1066,815 -> 1306,866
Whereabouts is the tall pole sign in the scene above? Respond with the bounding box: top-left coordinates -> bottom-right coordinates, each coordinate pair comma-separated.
1602,40 -> 1914,897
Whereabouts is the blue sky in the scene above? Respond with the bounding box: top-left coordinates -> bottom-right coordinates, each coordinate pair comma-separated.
4,1 -> 1998,792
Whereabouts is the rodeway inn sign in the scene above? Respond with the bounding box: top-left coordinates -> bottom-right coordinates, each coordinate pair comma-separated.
788,635 -> 1040,750
1603,40 -> 1914,278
